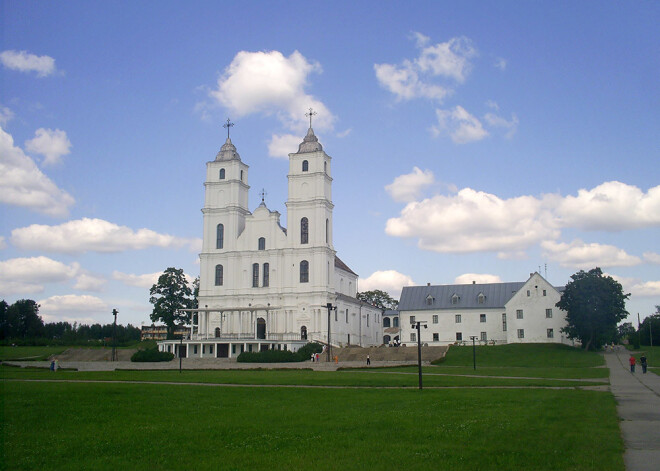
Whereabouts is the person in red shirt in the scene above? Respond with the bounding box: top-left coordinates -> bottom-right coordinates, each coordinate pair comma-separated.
629,354 -> 636,373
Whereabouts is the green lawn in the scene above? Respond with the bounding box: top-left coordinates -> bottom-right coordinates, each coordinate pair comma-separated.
2,380 -> 623,470
0,345 -> 66,361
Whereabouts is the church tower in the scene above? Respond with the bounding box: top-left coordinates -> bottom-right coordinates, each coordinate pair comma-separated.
286,116 -> 335,295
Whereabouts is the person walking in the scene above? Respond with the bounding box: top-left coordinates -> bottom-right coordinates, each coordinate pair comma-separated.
640,354 -> 648,374
366,354 -> 370,366
629,354 -> 636,373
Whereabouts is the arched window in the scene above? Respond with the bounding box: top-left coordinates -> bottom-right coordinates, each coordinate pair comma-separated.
258,237 -> 265,250
300,217 -> 309,244
252,263 -> 259,288
219,168 -> 225,179
477,293 -> 486,304
302,160 -> 309,172
263,263 -> 269,287
383,317 -> 391,327
216,224 -> 224,249
300,325 -> 307,340
300,260 -> 309,283
215,264 -> 223,286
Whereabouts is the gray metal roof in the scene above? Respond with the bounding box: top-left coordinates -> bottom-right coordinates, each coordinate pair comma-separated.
399,282 -> 527,311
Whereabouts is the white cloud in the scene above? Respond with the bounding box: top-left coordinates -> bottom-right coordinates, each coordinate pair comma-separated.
454,273 -> 503,284
0,125 -> 75,217
11,218 -> 199,254
541,239 -> 642,269
0,256 -> 80,294
374,62 -> 451,102
609,274 -> 660,298
112,271 -> 161,289
0,106 -> 14,126
210,50 -> 335,133
385,167 -> 435,202
483,112 -> 519,139
415,36 -> 476,83
0,50 -> 57,77
432,106 -> 488,143
25,128 -> 72,166
336,128 -> 352,138
494,57 -> 507,71
385,188 -> 559,254
73,273 -> 106,292
0,236 -> 5,250
359,270 -> 415,299
38,294 -> 108,324
644,252 -> 660,264
555,181 -> 660,231
268,133 -> 302,158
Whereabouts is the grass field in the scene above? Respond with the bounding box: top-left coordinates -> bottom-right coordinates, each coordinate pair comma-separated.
0,346 -> 67,361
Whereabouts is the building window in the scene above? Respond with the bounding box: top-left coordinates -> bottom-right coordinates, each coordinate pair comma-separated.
300,260 -> 309,283
478,293 -> 485,304
410,316 -> 416,325
383,317 -> 390,327
451,294 -> 460,305
433,333 -> 439,341
502,313 -> 507,331
209,345 -> 213,355
216,224 -> 224,249
516,309 -> 523,319
258,237 -> 265,250
393,317 -> 399,327
326,219 -> 329,243
252,263 -> 259,287
456,332 -> 463,341
480,314 -> 486,323
455,314 -> 461,323
301,217 -> 309,244
547,328 -> 554,338
426,295 -> 434,305
432,315 -> 438,324
543,289 -> 547,296
215,264 -> 223,286
240,170 -> 244,181
194,345 -> 198,354
481,331 -> 487,341
219,168 -> 225,179
335,309 -> 338,322
546,308 -> 552,318
346,309 -> 349,323
302,160 -> 309,172
517,329 -> 525,339
367,314 -> 370,327
410,333 -> 416,342
263,263 -> 269,287
324,161 -> 327,173
527,290 -> 531,297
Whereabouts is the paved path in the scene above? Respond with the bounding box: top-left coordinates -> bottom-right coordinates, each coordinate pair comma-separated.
605,348 -> 660,471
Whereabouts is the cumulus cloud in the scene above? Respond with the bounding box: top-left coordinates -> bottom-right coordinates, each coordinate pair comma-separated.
268,133 -> 302,158
541,240 -> 642,269
38,294 -> 108,324
454,273 -> 503,284
385,188 -> 559,254
494,57 -> 507,71
73,273 -> 106,292
555,181 -> 660,231
359,270 -> 416,299
483,112 -> 519,139
644,252 -> 660,264
25,128 -> 72,165
0,105 -> 14,126
112,271 -> 162,289
374,34 -> 476,103
0,125 -> 75,216
0,256 -> 80,294
432,106 -> 488,143
385,167 -> 435,203
0,50 -> 57,77
0,236 -> 6,250
11,218 -> 200,254
609,274 -> 660,298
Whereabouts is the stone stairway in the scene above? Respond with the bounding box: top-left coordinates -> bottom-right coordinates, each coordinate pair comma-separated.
327,345 -> 448,363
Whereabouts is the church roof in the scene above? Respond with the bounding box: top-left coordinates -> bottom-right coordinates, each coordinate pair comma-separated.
399,282 -> 526,311
297,127 -> 323,153
215,137 -> 241,161
334,256 -> 357,276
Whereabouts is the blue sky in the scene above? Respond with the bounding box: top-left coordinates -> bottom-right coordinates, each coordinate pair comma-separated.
1,1 -> 658,328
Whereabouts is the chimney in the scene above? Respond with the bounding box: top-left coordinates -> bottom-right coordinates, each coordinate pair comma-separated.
472,280 -> 476,284
427,282 -> 431,286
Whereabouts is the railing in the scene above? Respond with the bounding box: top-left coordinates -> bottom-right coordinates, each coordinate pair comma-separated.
190,332 -> 306,342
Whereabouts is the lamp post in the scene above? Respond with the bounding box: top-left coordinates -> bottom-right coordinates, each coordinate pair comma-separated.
179,331 -> 183,373
470,335 -> 478,370
326,302 -> 337,362
413,320 -> 427,390
111,309 -> 118,362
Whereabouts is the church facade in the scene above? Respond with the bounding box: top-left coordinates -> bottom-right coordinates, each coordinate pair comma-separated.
159,124 -> 382,358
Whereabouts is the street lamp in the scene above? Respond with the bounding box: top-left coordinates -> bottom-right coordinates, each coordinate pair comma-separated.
179,331 -> 184,373
111,309 -> 118,362
326,302 -> 337,362
470,335 -> 478,370
412,320 -> 428,389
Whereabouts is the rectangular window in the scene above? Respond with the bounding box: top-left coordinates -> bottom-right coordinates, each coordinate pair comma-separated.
527,290 -> 530,297
516,309 -> 523,319
546,308 -> 552,318
346,309 -> 349,323
456,332 -> 463,341
252,263 -> 259,288
335,309 -> 338,322
480,314 -> 486,323
410,333 -> 416,342
410,315 -> 416,325
543,289 -> 547,296
367,314 -> 370,327
433,333 -> 439,341
502,313 -> 507,331
432,314 -> 438,324
209,345 -> 213,355
455,314 -> 462,323
517,329 -> 525,339
232,344 -> 236,354
263,263 -> 269,287
480,331 -> 487,341
193,345 -> 198,354
547,328 -> 554,338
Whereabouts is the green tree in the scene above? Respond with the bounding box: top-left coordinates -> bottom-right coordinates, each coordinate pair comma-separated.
557,268 -> 629,351
149,267 -> 194,339
638,306 -> 660,346
1,299 -> 44,339
356,290 -> 398,310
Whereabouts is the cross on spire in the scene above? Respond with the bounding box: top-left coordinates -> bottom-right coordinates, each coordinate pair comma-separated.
259,188 -> 267,203
222,118 -> 234,139
305,108 -> 317,128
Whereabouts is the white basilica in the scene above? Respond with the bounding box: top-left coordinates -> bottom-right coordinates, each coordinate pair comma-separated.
159,120 -> 382,359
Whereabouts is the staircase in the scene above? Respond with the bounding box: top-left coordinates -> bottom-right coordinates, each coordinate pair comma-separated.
329,345 -> 448,363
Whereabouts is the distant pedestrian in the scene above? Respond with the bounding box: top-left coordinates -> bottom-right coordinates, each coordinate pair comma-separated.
629,354 -> 636,373
311,353 -> 315,362
315,353 -> 319,362
50,360 -> 55,371
366,354 -> 370,366
54,359 -> 59,371
640,354 -> 648,374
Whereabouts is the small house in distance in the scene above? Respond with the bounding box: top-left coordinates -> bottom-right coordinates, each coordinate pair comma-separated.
398,272 -> 574,346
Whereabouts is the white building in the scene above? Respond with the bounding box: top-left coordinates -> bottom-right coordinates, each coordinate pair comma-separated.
159,123 -> 382,358
398,273 -> 575,346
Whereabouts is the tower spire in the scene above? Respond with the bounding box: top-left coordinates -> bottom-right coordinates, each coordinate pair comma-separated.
305,108 -> 317,128
223,118 -> 234,139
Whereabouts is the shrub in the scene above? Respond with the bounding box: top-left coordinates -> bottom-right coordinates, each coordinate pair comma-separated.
131,347 -> 174,362
236,342 -> 323,363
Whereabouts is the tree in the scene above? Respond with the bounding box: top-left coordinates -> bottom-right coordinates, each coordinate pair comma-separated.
149,267 -> 194,339
356,290 -> 399,310
638,306 -> 660,346
557,268 -> 629,351
617,322 -> 636,343
1,299 -> 44,339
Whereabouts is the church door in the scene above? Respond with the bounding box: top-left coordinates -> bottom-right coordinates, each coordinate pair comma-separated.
257,317 -> 266,339
301,325 -> 307,340
215,327 -> 221,338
